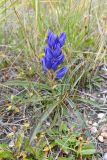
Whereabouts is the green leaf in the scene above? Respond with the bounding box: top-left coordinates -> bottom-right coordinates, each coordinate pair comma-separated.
58,157 -> 74,160
0,143 -> 13,159
29,102 -> 59,144
24,138 -> 35,154
55,139 -> 69,151
66,98 -> 91,138
81,144 -> 96,155
0,143 -> 8,149
0,150 -> 12,159
61,61 -> 84,94
59,121 -> 67,133
16,133 -> 23,150
77,97 -> 101,109
4,80 -> 50,90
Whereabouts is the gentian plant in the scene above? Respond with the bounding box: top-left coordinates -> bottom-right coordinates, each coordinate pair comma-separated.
41,30 -> 68,81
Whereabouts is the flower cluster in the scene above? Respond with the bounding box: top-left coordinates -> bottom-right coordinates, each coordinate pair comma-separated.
42,30 -> 68,80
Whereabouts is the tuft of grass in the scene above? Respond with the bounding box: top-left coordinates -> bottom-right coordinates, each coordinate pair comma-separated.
0,0 -> 107,159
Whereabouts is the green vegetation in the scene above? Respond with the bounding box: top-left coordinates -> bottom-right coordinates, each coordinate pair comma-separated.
0,0 -> 107,159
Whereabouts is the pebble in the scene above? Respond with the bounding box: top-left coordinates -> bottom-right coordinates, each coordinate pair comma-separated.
101,132 -> 107,139
98,135 -> 104,142
9,140 -> 15,148
98,118 -> 107,124
98,113 -> 105,119
103,153 -> 107,160
92,122 -> 98,127
91,127 -> 98,134
88,121 -> 92,125
46,122 -> 50,126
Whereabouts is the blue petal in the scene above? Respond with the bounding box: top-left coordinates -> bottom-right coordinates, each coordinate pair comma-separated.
55,67 -> 68,80
51,60 -> 59,71
45,59 -> 52,69
47,30 -> 57,48
55,36 -> 59,44
41,57 -> 47,72
47,30 -> 53,39
53,45 -> 61,58
42,57 -> 52,70
44,47 -> 53,60
58,32 -> 66,47
51,53 -> 65,71
56,53 -> 65,64
42,57 -> 46,67
52,54 -> 64,71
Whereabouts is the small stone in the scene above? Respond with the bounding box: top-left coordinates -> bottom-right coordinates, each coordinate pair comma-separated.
97,94 -> 101,97
98,136 -> 104,142
103,153 -> 107,160
91,127 -> 98,134
88,121 -> 92,125
100,124 -> 107,132
98,113 -> 105,119
98,118 -> 107,124
92,122 -> 98,127
9,140 -> 15,148
46,122 -> 50,126
101,132 -> 107,139
7,132 -> 14,138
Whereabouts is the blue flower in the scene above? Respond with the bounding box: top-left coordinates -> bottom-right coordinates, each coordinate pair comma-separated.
41,30 -> 68,80
58,32 -> 66,47
47,30 -> 57,48
56,53 -> 64,64
42,57 -> 52,70
41,57 -> 47,72
51,54 -> 64,71
55,67 -> 68,80
52,44 -> 61,58
44,47 -> 53,60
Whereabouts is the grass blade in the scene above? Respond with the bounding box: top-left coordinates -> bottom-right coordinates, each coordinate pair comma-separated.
29,102 -> 59,144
